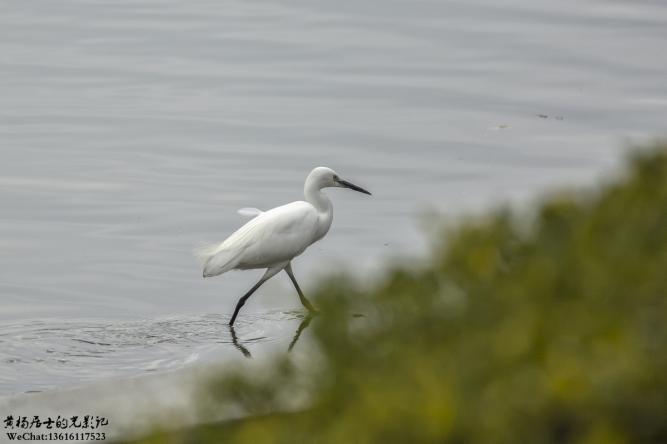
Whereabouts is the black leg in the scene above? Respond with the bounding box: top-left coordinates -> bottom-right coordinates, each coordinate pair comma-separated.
229,278 -> 265,326
285,263 -> 317,313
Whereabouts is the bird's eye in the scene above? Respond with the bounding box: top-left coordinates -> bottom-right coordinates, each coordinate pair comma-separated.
333,175 -> 339,181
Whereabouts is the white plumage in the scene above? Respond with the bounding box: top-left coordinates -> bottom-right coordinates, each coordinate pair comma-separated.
197,166 -> 371,326
199,201 -> 319,277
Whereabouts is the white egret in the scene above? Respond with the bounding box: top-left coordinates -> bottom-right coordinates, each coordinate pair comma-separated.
197,167 -> 371,326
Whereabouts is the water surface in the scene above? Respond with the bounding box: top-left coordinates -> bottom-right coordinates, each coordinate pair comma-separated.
1,0 -> 667,397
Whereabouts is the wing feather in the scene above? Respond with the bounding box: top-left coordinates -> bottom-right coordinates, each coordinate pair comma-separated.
238,207 -> 263,218
197,201 -> 318,277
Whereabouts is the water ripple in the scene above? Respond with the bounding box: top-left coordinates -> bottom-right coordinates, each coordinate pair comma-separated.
0,311 -> 304,396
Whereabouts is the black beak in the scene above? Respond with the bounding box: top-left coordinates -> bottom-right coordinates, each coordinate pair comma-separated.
337,178 -> 371,195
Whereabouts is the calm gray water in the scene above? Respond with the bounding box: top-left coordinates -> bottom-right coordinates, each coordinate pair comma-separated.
1,0 -> 667,396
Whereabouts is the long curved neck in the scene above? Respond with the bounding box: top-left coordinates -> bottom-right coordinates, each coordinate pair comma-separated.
304,180 -> 332,214
304,174 -> 334,241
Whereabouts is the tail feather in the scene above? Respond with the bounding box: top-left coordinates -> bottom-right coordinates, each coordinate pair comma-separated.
194,243 -> 240,278
193,242 -> 219,265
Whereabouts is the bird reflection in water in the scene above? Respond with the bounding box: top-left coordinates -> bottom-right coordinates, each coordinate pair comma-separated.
287,314 -> 314,352
229,314 -> 315,358
229,324 -> 252,358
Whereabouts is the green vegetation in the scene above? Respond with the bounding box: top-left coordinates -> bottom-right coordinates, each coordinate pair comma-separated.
124,146 -> 667,444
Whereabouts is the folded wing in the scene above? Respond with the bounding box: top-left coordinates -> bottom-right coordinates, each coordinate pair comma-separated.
198,201 -> 318,278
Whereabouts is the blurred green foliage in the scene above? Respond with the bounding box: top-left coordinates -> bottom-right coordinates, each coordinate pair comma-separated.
125,146 -> 667,444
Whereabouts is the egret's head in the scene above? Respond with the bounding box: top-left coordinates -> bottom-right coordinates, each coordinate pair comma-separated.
307,166 -> 371,195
